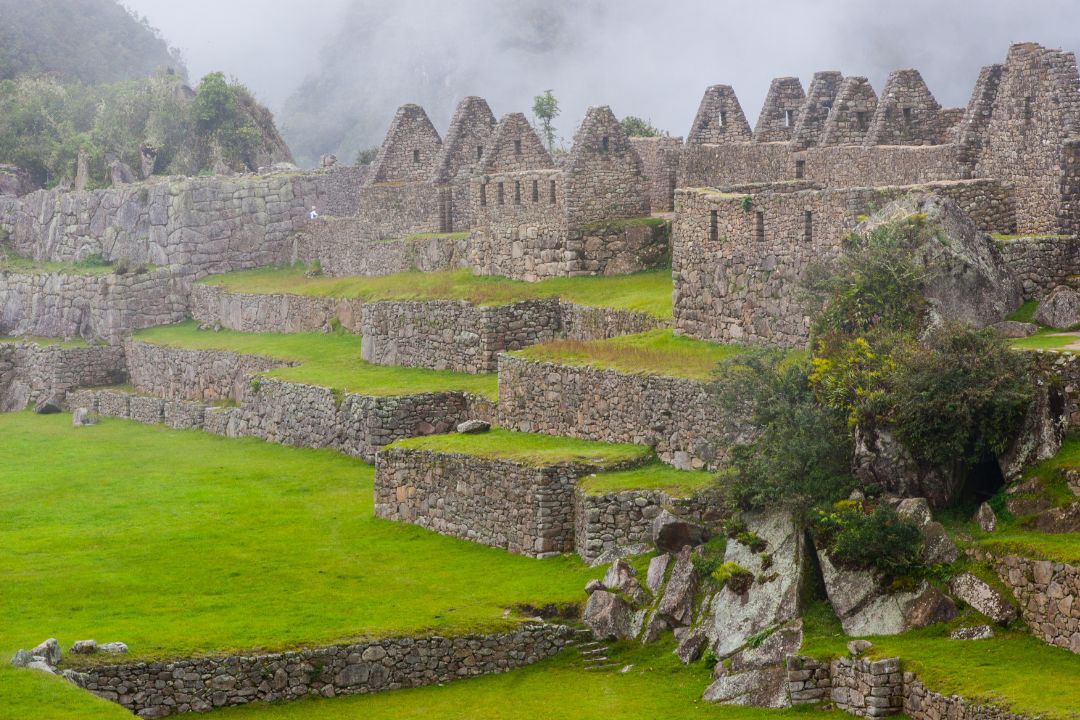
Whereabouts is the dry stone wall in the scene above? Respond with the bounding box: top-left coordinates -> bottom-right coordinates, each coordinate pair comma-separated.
995,555 -> 1080,653
0,268 -> 191,343
361,299 -> 562,374
375,448 -> 647,557
355,181 -> 442,241
629,137 -> 682,212
497,355 -> 726,469
298,218 -> 469,277
558,303 -> 664,340
996,235 -> 1080,299
125,340 -> 286,403
753,77 -> 806,143
82,625 -> 576,718
820,77 -> 878,146
316,164 -> 367,217
563,106 -> 651,227
672,181 -> 1013,346
0,341 -> 125,412
191,284 -> 364,334
0,173 -> 322,275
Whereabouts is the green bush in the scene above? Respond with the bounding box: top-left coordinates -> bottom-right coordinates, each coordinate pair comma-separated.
620,116 -> 665,137
813,503 -> 924,578
711,561 -> 754,594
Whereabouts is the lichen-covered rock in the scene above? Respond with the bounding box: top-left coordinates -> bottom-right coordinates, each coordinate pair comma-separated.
853,426 -> 963,507
72,407 -> 98,427
990,320 -> 1038,338
950,624 -> 994,640
656,546 -> 697,627
1034,285 -> 1080,328
999,379 -> 1066,482
646,553 -> 671,594
706,510 -> 804,657
456,419 -> 490,434
703,621 -> 803,708
30,638 -> 60,667
675,628 -> 708,664
70,640 -> 97,655
921,521 -> 959,565
948,572 -> 1017,624
10,649 -> 30,667
974,502 -> 998,532
99,642 -> 128,655
652,510 -> 709,553
603,559 -> 648,605
582,590 -> 634,641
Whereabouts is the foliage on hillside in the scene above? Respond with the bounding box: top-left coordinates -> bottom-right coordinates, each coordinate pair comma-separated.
0,0 -> 184,84
0,71 -> 292,188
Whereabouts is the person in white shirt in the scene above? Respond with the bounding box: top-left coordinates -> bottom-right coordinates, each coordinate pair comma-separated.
309,206 -> 319,220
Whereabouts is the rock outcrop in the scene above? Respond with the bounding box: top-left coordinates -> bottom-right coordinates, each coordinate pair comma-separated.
1034,285 -> 1080,328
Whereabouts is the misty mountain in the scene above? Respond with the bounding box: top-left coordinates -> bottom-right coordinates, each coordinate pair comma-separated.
0,0 -> 185,84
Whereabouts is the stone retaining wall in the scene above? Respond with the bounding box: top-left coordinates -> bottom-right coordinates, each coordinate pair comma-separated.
191,283 -> 364,334
125,340 -> 288,403
0,341 -> 125,411
573,488 -> 721,562
786,655 -> 1031,719
375,448 -> 649,557
0,268 -> 192,343
558,303 -> 664,340
498,355 -> 726,469
1032,351 -> 1080,430
995,555 -> 1080,653
996,235 -> 1080,300
361,299 -> 562,374
82,624 -> 576,718
297,217 -> 470,277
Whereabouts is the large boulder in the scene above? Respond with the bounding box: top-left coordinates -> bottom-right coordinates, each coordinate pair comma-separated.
853,426 -> 964,508
998,379 -> 1066,482
948,573 -> 1017,624
582,590 -> 634,641
655,546 -> 697,627
602,559 -> 648,604
30,638 -> 60,667
703,621 -> 803,708
651,510 -> 709,553
856,195 -> 1021,328
1034,285 -> 1080,328
706,510 -> 804,657
818,552 -> 956,636
0,164 -> 34,196
889,497 -> 959,565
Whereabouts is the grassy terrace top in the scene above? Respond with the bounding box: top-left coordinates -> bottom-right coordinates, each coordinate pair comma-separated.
133,322 -> 498,400
199,267 -> 674,319
0,251 -> 114,275
388,428 -> 651,469
0,412 -> 600,664
579,461 -> 716,498
513,329 -> 744,381
0,335 -> 89,348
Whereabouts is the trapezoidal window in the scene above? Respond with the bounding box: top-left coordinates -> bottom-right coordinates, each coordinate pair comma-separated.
514,139 -> 522,155
601,136 -> 609,152
855,111 -> 868,130
785,109 -> 795,127
803,210 -> 813,243
709,210 -> 718,242
531,179 -> 539,202
412,149 -> 420,163
479,183 -> 487,207
476,145 -> 483,160
1025,97 -> 1034,123
795,159 -> 805,180
902,106 -> 913,123
549,179 -> 557,204
514,181 -> 521,205
719,110 -> 728,127
754,211 -> 765,243
497,182 -> 505,205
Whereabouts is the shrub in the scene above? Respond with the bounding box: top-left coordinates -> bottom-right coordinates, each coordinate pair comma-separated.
620,116 -> 665,137
712,561 -> 754,594
813,503 -> 924,578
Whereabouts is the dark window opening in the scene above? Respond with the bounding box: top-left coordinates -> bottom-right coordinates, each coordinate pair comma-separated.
412,149 -> 420,163
477,145 -> 483,160
709,209 -> 718,242
514,139 -> 522,155
754,211 -> 765,242
785,109 -> 795,127
719,110 -> 728,127
794,159 -> 805,180
855,111 -> 868,130
531,179 -> 539,202
549,179 -> 557,204
514,181 -> 521,205
497,182 -> 505,205
822,99 -> 833,110
902,106 -> 913,123
601,136 -> 609,152
699,119 -> 710,131
964,453 -> 1006,505
803,210 -> 813,243
479,183 -> 487,207
1025,96 -> 1034,123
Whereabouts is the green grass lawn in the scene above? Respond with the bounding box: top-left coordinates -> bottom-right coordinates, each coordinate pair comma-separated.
513,329 -> 744,381
133,321 -> 498,400
214,640 -> 841,720
581,462 -> 717,498
800,602 -> 1080,720
199,267 -> 674,319
1005,299 -> 1039,324
0,335 -> 89,348
0,413 -> 600,663
0,248 -> 128,276
388,428 -> 651,468
1010,329 -> 1079,351
0,666 -> 133,720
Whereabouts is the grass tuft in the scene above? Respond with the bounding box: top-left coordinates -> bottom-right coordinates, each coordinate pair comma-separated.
581,462 -> 717,498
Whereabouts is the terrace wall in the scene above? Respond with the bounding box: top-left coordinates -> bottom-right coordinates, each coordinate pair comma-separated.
0,173 -> 323,276
995,555 -> 1080,654
629,136 -> 682,212
996,235 -> 1080,299
191,284 -> 365,334
0,341 -> 125,411
0,268 -> 192,344
375,448 -> 647,557
573,489 -> 721,563
497,355 -> 726,469
299,217 -> 469,277
355,181 -> 442,241
82,625 -> 577,717
124,340 -> 286,403
672,180 -> 1013,347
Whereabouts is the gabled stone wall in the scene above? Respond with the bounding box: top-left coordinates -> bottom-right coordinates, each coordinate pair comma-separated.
687,85 -> 753,144
866,69 -> 947,146
754,77 -> 806,143
366,104 -> 442,184
791,72 -> 844,149
629,136 -> 682,212
820,77 -> 878,146
563,106 -> 651,227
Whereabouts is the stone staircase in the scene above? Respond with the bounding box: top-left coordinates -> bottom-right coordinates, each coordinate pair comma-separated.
577,639 -> 619,672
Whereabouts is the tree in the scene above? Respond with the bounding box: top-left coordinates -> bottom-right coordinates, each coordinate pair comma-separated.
532,89 -> 559,152
620,116 -> 664,137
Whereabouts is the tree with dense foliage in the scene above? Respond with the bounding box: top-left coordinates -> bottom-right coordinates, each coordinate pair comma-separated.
532,90 -> 560,152
620,116 -> 665,137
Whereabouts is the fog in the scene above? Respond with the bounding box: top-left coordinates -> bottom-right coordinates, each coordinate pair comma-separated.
123,0 -> 1080,164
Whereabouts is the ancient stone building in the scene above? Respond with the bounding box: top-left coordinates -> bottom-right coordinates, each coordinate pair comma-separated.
687,85 -> 753,144
432,96 -> 497,232
819,77 -> 878,146
791,71 -> 844,149
753,77 -> 806,143
866,69 -> 949,146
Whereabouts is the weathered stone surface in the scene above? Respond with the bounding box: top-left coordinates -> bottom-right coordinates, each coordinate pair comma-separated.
990,320 -> 1038,338
30,638 -> 60,666
949,572 -> 1018,624
656,546 -> 697,627
1034,285 -> 1080,327
582,590 -> 634,641
893,497 -> 932,526
993,555 -> 1080,653
652,510 -> 709,553
707,510 -> 803,657
72,407 -> 98,427
10,649 -> 30,667
853,426 -> 963,507
646,553 -> 671,594
456,419 -> 490,434
603,560 -> 648,605
950,624 -> 994,640
98,642 -> 128,655
847,639 -> 873,656
70,640 -> 97,655
675,628 -> 707,664
999,378 -> 1067,482
33,393 -> 62,414
974,502 -> 998,532
26,659 -> 57,674
921,521 -> 959,565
